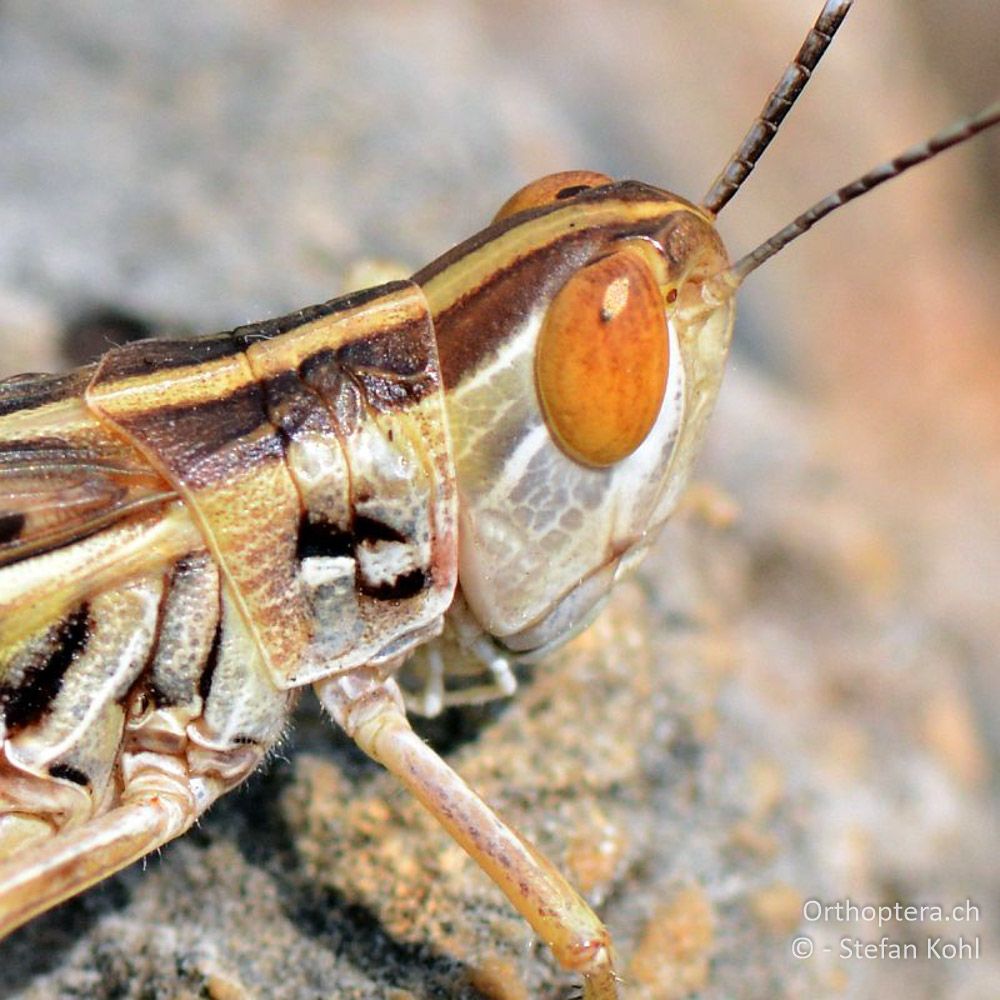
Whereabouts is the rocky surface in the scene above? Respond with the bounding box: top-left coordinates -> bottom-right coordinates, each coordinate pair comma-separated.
1,3 -> 997,998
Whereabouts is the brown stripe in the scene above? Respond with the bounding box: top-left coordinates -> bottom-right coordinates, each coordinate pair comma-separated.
300,313 -> 438,414
113,382 -> 270,482
188,431 -> 286,491
413,180 -> 699,286
329,315 -> 435,380
95,335 -> 251,381
0,366 -> 95,417
417,183 -> 702,389
430,226 -> 658,390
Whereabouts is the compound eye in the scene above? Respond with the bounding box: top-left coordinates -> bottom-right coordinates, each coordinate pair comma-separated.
536,249 -> 670,468
493,170 -> 614,222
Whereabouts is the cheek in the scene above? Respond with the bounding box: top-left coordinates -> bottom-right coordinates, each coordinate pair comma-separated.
535,250 -> 669,468
497,559 -> 617,655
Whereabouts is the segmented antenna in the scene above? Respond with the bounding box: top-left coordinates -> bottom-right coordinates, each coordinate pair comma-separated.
701,0 -> 853,216
722,101 -> 1000,285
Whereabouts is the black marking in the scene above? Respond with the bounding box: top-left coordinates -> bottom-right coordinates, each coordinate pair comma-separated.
297,514 -> 353,561
297,513 -> 407,562
137,556 -> 180,711
298,514 -> 426,600
0,512 -> 25,545
358,567 -> 427,602
555,184 -> 593,199
146,681 -> 174,710
354,515 -> 406,546
0,608 -> 91,731
198,622 -> 224,704
48,763 -> 90,786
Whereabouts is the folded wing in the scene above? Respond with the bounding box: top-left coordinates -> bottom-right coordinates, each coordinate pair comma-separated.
0,369 -> 176,567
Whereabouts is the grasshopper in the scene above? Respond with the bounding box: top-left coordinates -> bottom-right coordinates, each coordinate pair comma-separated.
0,2 -> 996,997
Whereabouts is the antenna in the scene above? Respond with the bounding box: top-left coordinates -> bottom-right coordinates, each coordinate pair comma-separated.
701,0 -> 853,216
706,101 -> 1000,293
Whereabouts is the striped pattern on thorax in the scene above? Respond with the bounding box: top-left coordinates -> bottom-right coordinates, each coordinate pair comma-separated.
415,181 -> 712,390
86,279 -> 457,688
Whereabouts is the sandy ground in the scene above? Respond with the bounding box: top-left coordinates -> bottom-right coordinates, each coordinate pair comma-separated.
0,3 -> 997,998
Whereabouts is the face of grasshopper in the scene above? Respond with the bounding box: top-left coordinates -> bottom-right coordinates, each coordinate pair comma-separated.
415,172 -> 734,655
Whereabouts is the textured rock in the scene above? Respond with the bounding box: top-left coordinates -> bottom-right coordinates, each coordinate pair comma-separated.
1,3 -> 997,999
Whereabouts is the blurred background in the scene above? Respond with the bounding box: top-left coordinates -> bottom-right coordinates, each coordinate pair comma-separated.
0,2 -> 997,998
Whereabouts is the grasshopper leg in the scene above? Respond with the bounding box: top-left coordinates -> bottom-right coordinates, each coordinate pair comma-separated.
317,669 -> 620,1000
0,742 -> 266,940
0,791 -> 192,938
0,766 -> 194,938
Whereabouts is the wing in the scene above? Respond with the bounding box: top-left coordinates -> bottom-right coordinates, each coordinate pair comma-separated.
0,367 -> 177,567
0,355 -> 293,865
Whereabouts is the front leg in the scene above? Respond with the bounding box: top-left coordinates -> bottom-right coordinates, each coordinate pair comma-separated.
316,667 -> 621,1000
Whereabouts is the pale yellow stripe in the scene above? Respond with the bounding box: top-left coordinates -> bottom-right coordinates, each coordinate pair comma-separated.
87,353 -> 256,411
420,197 -> 703,315
0,397 -> 97,441
246,283 -> 426,380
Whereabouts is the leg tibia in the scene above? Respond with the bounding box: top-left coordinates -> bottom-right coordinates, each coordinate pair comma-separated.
317,673 -> 620,999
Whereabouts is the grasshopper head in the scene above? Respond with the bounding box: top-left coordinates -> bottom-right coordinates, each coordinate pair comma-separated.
410,7 -> 1000,662
415,173 -> 735,656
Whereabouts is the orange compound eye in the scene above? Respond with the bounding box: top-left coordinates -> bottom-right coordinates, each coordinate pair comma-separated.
535,249 -> 670,468
493,171 -> 614,222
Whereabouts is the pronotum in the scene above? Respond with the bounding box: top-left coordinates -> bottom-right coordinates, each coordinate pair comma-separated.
0,2 -> 996,997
